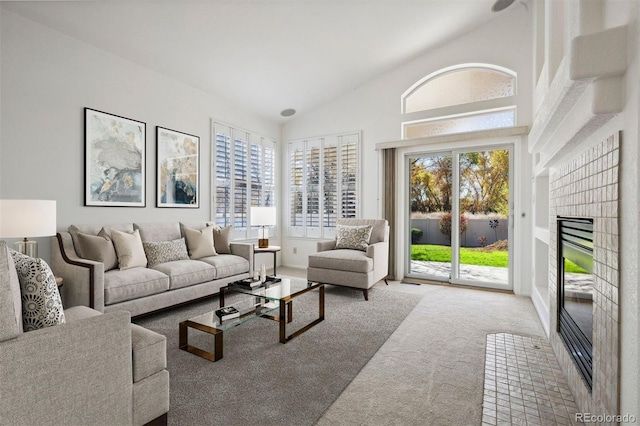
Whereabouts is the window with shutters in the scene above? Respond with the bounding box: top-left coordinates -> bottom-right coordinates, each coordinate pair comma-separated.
213,122 -> 277,240
287,132 -> 360,238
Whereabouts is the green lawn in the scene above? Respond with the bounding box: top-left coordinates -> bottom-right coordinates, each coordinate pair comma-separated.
411,244 -> 588,273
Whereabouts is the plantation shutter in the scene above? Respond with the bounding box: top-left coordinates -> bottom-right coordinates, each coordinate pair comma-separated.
289,142 -> 305,237
322,137 -> 338,238
340,134 -> 359,218
264,141 -> 276,208
214,124 -> 232,227
306,139 -> 321,237
249,134 -> 262,209
233,130 -> 248,230
287,132 -> 360,238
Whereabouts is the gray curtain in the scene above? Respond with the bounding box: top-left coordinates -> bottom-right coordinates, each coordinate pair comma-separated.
383,148 -> 396,280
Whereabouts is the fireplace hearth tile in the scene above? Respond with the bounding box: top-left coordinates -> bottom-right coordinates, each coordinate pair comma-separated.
482,333 -> 581,425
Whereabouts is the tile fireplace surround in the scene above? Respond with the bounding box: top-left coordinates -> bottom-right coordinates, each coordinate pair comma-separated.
549,134 -> 620,417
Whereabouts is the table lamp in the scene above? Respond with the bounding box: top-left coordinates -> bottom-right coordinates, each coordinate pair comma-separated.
0,199 -> 57,258
251,206 -> 276,248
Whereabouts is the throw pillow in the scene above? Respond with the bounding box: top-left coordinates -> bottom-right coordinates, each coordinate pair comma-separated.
213,225 -> 232,254
9,249 -> 66,331
335,224 -> 374,251
111,228 -> 148,270
76,228 -> 118,271
143,238 -> 189,267
184,225 -> 217,259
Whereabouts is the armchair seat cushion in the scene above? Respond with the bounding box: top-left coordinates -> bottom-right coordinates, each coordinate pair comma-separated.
104,268 -> 169,305
130,323 -> 166,383
308,249 -> 373,274
151,259 -> 215,290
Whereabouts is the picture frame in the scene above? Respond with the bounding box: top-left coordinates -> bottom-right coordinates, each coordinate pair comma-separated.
85,108 -> 146,207
156,126 -> 200,208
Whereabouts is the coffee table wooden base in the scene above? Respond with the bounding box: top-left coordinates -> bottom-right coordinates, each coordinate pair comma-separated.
179,320 -> 224,362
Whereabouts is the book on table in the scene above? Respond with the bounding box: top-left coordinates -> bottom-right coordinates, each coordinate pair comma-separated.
235,278 -> 263,289
215,306 -> 240,321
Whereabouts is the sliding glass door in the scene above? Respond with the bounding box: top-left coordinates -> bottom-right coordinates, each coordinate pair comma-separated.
407,146 -> 512,290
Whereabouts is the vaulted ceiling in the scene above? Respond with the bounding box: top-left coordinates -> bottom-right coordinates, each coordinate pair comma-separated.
2,0 -> 515,122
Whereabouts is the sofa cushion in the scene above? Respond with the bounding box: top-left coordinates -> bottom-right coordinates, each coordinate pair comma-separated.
150,260 -> 216,290
213,226 -> 232,254
104,268 -> 169,305
199,254 -> 249,279
111,229 -> 148,270
184,225 -> 217,259
77,228 -> 118,271
308,249 -> 373,274
10,249 -> 66,331
63,305 -> 102,322
135,222 -> 181,243
0,241 -> 23,339
143,238 -> 189,267
69,223 -> 134,256
335,224 -> 373,251
130,323 -> 167,383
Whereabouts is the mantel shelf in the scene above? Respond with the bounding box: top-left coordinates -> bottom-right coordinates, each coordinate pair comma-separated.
529,25 -> 628,168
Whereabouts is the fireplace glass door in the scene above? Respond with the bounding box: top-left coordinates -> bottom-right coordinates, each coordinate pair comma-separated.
557,217 -> 593,389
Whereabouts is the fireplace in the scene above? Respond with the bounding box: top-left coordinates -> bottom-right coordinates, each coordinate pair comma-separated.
557,216 -> 593,390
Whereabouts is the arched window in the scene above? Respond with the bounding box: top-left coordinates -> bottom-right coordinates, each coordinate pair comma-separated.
401,64 -> 516,138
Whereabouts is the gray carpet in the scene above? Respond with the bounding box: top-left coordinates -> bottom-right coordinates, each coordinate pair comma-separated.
317,284 -> 546,426
134,283 -> 423,426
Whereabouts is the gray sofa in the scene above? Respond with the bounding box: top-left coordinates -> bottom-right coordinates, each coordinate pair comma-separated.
51,222 -> 253,317
0,241 -> 169,425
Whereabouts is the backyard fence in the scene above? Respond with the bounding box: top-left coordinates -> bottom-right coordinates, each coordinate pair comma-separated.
411,216 -> 508,247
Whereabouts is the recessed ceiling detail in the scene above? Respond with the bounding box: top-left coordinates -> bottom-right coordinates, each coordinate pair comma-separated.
280,109 -> 296,117
491,0 -> 516,12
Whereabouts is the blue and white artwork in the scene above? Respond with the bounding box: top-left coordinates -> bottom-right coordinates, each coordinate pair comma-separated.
85,108 -> 146,207
156,127 -> 199,208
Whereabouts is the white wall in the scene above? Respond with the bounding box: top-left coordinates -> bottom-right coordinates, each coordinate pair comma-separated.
0,9 -> 279,260
280,3 -> 534,290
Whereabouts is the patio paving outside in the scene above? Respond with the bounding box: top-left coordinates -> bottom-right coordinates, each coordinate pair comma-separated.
410,260 -> 509,285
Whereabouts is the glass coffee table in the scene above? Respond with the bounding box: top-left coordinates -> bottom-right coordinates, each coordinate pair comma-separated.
179,277 -> 324,362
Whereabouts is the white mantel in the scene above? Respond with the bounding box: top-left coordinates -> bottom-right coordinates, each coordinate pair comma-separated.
529,24 -> 628,171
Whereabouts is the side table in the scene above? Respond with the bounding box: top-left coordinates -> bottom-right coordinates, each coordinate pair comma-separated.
254,245 -> 281,280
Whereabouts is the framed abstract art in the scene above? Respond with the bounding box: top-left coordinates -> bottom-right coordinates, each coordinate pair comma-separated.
85,108 -> 146,207
156,126 -> 200,208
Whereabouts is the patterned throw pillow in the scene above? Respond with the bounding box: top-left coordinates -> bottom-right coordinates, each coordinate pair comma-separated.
143,238 -> 189,267
10,249 -> 66,331
335,224 -> 374,251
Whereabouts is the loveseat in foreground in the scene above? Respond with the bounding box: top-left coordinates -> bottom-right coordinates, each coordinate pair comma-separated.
51,221 -> 253,317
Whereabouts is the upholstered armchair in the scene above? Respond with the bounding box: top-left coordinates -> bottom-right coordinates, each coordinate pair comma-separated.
0,241 -> 169,426
307,218 -> 389,300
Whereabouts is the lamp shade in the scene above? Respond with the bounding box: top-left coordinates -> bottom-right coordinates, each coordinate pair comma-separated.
250,206 -> 276,227
0,199 -> 57,238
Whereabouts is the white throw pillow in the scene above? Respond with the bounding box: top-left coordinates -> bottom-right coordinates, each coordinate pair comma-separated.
335,224 -> 374,251
10,249 -> 66,331
184,225 -> 217,259
111,228 -> 148,270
